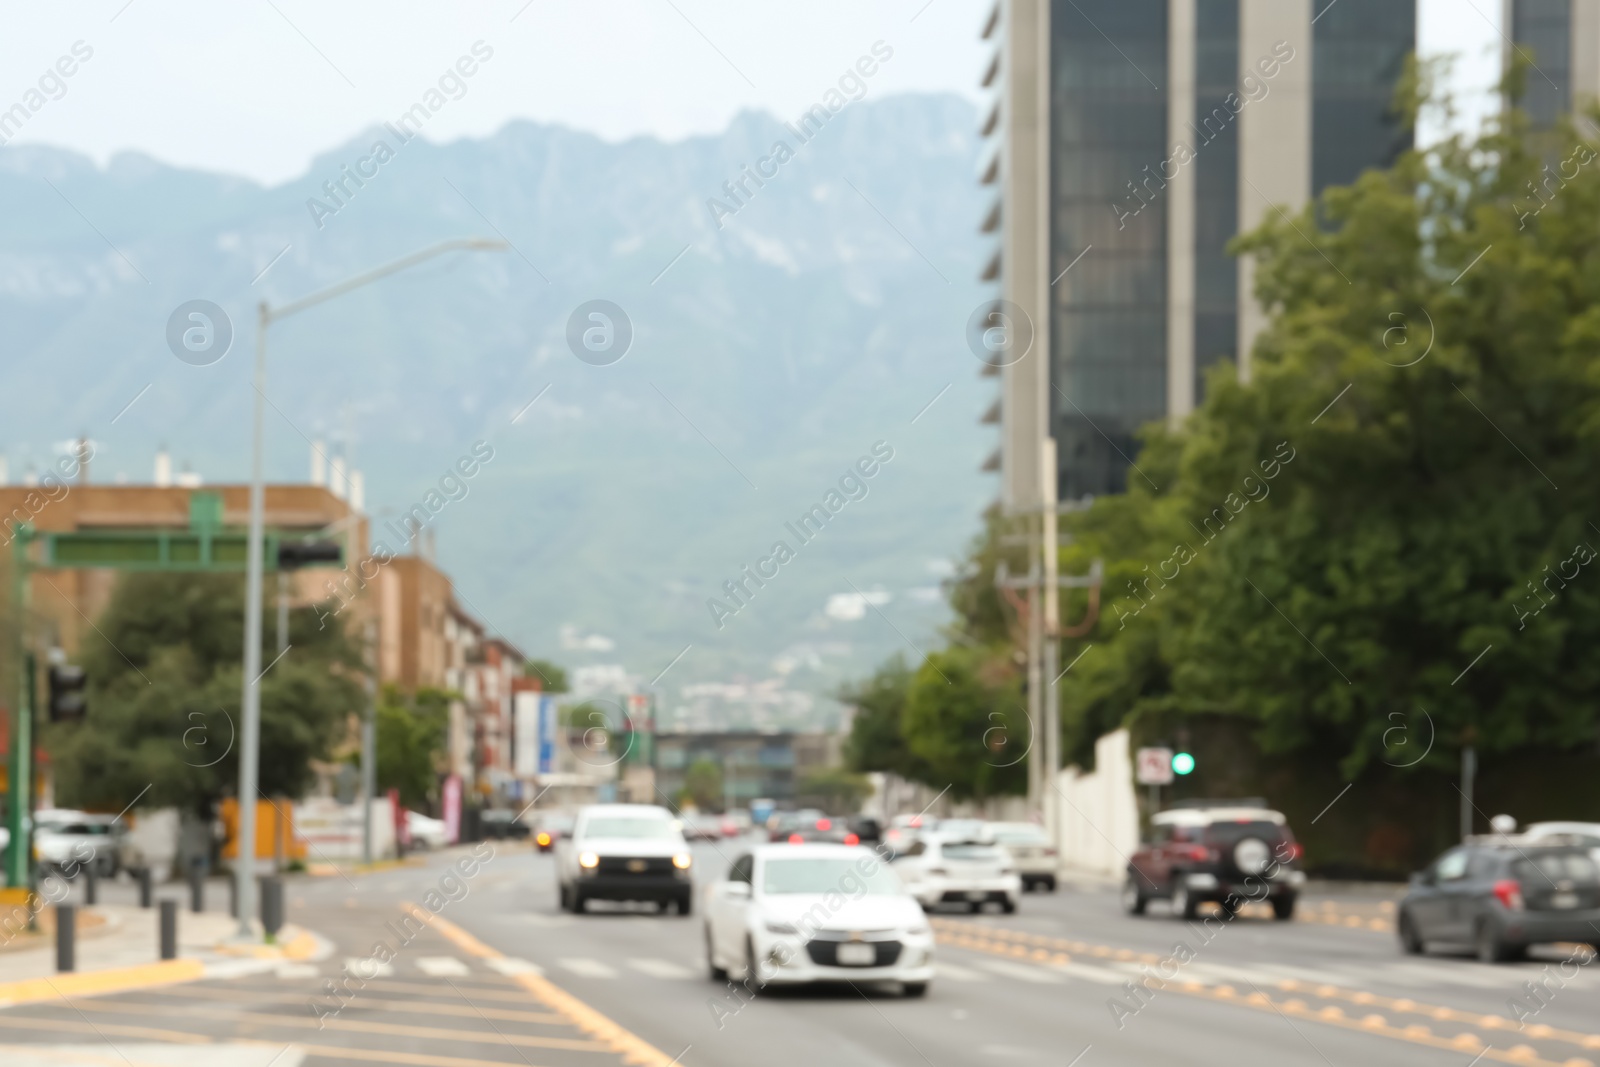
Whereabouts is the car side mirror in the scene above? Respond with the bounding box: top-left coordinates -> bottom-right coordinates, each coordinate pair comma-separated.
726,882 -> 751,898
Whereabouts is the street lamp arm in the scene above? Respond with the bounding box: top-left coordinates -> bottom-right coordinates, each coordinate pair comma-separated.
266,238 -> 508,322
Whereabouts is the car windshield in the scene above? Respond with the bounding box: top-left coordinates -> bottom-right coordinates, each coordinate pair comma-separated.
761,857 -> 903,895
583,817 -> 678,840
990,826 -> 1048,845
1514,852 -> 1600,883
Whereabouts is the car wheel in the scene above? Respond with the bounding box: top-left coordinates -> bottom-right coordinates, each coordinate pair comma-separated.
677,891 -> 694,917
1121,877 -> 1148,916
902,981 -> 929,998
1171,880 -> 1198,920
968,900 -> 982,914
744,937 -> 763,985
1043,876 -> 1057,893
1475,920 -> 1512,963
1397,910 -> 1424,955
1271,894 -> 1296,921
572,888 -> 588,915
706,927 -> 728,981
1001,898 -> 1017,915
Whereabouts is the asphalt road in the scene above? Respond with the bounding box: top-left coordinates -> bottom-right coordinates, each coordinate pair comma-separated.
5,838 -> 1598,1067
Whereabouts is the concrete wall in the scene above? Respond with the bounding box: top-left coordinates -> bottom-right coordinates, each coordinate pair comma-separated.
1054,728 -> 1140,878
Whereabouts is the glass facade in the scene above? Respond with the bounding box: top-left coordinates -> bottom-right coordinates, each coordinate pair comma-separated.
1048,0 -> 1169,500
1193,0 -> 1240,403
1311,0 -> 1415,197
1511,0 -> 1572,129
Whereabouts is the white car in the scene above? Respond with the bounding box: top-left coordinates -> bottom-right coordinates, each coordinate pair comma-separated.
892,834 -> 1021,913
556,803 -> 694,915
703,843 -> 934,996
406,811 -> 448,849
34,810 -> 124,877
986,822 -> 1058,892
1523,821 -> 1600,867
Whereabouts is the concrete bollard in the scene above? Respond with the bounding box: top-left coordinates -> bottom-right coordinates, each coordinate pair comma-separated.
138,867 -> 153,909
84,863 -> 98,906
159,900 -> 179,960
228,872 -> 238,919
188,867 -> 204,914
56,904 -> 76,972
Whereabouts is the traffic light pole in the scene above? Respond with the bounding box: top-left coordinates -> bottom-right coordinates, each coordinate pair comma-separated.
5,529 -> 34,890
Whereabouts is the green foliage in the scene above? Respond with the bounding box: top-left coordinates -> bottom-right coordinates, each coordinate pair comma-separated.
47,572 -> 363,812
523,658 -> 568,693
375,686 -> 450,812
841,655 -> 930,780
678,757 -> 723,811
901,645 -> 1027,801
796,767 -> 873,812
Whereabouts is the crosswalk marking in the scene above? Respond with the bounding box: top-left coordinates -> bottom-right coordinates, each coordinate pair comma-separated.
485,957 -> 544,977
345,958 -> 394,978
975,958 -> 1067,984
415,957 -> 471,977
560,957 -> 619,979
626,958 -> 693,980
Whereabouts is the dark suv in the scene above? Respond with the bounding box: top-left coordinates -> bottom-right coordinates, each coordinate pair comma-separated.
1397,837 -> 1600,962
1123,803 -> 1305,920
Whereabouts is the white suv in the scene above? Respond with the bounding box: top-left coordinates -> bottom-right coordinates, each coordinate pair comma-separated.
556,804 -> 694,915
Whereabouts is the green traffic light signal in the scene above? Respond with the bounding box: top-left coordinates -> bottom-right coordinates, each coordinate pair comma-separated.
1171,751 -> 1195,775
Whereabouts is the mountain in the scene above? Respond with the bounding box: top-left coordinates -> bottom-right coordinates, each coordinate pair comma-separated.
0,93 -> 996,729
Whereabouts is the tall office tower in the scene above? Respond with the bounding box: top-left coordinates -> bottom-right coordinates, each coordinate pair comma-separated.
1505,0 -> 1600,128
980,0 -> 1414,511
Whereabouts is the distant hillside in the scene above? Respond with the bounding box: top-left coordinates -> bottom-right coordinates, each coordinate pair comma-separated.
0,93 -> 996,728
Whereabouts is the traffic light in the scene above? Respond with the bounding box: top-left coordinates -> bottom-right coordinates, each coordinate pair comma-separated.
1171,751 -> 1195,776
48,663 -> 87,723
277,539 -> 343,569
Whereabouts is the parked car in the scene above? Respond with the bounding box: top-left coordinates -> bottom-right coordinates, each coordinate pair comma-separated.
1123,802 -> 1305,920
892,833 -> 1021,913
34,810 -> 126,877
847,814 -> 883,845
986,822 -> 1058,892
1397,835 -> 1600,962
534,811 -> 574,852
481,809 -> 531,840
556,804 -> 694,915
406,811 -> 448,849
682,813 -> 725,842
703,842 -> 934,996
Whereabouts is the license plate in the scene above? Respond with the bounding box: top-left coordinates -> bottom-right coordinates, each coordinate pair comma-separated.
1550,891 -> 1579,909
965,890 -> 987,901
837,943 -> 875,966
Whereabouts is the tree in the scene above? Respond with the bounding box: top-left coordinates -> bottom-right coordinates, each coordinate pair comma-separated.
901,645 -> 1027,801
796,768 -> 873,813
523,658 -> 568,693
374,686 -> 450,812
678,757 -> 722,811
841,655 -> 930,780
46,572 -> 363,813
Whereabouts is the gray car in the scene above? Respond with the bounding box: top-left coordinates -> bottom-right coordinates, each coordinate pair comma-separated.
1398,836 -> 1600,962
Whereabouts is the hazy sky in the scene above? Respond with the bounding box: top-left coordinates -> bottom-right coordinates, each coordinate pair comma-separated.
0,0 -> 1502,185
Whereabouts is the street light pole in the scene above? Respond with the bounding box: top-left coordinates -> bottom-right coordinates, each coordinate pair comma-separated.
232,238 -> 506,939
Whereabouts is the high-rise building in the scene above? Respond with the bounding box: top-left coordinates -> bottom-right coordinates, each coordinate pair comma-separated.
981,0 -> 1414,509
1505,0 -> 1600,128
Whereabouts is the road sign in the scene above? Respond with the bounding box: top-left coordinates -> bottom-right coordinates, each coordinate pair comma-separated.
1136,747 -> 1174,785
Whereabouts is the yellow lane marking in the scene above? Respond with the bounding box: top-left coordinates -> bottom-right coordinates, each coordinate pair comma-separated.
0,960 -> 206,1009
111,982 -> 569,1024
932,919 -> 1599,1067
405,904 -> 684,1067
0,1013 -> 210,1043
49,996 -> 607,1052
286,1041 -> 564,1067
57,990 -> 571,1029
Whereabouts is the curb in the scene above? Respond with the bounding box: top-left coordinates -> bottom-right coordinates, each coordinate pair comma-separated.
405,904 -> 682,1067
0,959 -> 206,1009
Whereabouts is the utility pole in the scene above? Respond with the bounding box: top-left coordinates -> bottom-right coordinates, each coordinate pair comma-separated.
1460,744 -> 1476,842
275,571 -> 289,655
1026,560 -> 1043,815
1040,438 -> 1060,845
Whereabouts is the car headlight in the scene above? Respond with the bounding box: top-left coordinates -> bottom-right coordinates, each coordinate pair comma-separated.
578,851 -> 600,869
765,919 -> 799,934
673,853 -> 693,869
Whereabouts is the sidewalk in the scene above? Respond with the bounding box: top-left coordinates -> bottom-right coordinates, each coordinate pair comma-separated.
0,902 -> 328,1008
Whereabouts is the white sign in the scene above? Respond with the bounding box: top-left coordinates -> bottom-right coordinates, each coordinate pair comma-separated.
1136,747 -> 1174,786
513,691 -> 539,778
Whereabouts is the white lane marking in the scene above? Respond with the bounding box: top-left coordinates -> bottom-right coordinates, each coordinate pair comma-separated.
416,956 -> 471,977
517,914 -> 576,927
1185,962 -> 1285,987
628,958 -> 694,980
486,957 -> 544,976
933,960 -> 990,982
1051,961 -> 1134,986
560,957 -> 619,979
344,958 -> 394,978
1344,960 -> 1522,991
275,963 -> 320,979
974,958 -> 1066,984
